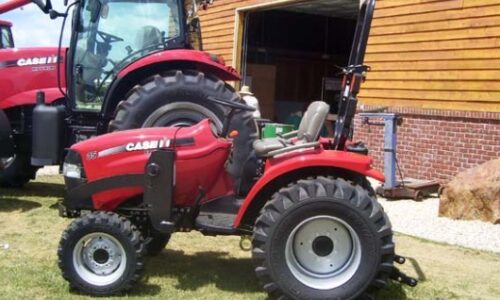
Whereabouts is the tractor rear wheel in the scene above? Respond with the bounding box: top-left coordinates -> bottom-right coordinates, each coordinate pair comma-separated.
58,212 -> 145,296
109,70 -> 237,132
0,154 -> 39,188
252,177 -> 394,300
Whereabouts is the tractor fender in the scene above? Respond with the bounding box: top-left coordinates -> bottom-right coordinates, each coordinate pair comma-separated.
0,109 -> 14,158
0,88 -> 64,110
116,49 -> 240,81
233,150 -> 385,227
101,49 -> 240,119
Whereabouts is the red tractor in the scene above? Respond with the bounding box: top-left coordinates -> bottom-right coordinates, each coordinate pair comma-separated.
57,1 -> 418,298
0,20 -> 14,49
0,0 -> 243,187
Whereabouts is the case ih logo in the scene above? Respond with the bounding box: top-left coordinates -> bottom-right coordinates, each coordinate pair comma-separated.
126,139 -> 171,152
17,55 -> 59,66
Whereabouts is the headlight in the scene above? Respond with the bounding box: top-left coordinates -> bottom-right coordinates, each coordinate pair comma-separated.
63,163 -> 82,179
63,150 -> 85,179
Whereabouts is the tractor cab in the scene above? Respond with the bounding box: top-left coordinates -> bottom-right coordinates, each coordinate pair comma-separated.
0,20 -> 14,48
30,0 -> 209,112
70,0 -> 195,110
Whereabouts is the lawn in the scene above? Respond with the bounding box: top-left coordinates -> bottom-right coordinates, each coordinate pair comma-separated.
0,176 -> 499,300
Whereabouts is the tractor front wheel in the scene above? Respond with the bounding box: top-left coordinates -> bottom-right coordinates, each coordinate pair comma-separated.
252,177 -> 395,299
58,212 -> 145,296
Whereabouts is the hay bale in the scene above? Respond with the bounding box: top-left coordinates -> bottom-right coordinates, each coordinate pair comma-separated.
439,158 -> 500,224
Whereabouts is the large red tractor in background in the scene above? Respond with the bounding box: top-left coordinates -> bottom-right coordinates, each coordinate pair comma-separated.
56,0 -> 418,298
0,0 -> 27,49
0,20 -> 14,48
0,0 -> 249,187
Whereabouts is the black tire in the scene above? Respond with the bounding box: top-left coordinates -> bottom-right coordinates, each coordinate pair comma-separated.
58,212 -> 145,296
252,177 -> 394,300
109,70 -> 237,131
0,154 -> 39,188
145,231 -> 170,256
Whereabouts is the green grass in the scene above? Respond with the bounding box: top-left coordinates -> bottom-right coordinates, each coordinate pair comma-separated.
0,176 -> 499,299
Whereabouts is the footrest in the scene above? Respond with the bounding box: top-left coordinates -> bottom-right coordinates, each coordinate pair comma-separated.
195,212 -> 237,236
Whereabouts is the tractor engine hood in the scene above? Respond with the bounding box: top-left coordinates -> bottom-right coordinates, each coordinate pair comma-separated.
65,119 -> 233,210
0,47 -> 67,109
68,119 -> 231,183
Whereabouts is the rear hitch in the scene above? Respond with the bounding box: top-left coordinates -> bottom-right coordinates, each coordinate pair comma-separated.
391,255 -> 418,287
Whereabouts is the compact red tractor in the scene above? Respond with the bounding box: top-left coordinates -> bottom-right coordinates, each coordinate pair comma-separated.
57,1 -> 418,298
0,0 -> 242,186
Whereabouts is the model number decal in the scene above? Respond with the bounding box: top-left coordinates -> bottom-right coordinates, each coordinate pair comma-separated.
125,139 -> 171,152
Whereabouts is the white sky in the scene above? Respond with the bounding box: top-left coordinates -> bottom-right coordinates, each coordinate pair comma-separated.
1,1 -> 72,47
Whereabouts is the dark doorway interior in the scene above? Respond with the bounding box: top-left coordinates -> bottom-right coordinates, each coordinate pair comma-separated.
242,3 -> 357,129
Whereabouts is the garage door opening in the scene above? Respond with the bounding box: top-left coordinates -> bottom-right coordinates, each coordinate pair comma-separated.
240,0 -> 359,133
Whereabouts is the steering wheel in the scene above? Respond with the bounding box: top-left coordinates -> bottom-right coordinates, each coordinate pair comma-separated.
96,30 -> 124,44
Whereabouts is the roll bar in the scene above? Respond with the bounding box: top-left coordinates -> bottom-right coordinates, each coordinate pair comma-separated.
332,0 -> 376,150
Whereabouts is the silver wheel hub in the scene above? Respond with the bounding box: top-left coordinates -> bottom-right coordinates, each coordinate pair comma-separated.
143,102 -> 223,131
285,216 -> 362,290
73,233 -> 127,286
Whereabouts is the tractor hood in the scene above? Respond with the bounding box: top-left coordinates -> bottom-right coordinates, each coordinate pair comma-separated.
0,47 -> 67,109
65,119 -> 233,210
68,119 -> 230,183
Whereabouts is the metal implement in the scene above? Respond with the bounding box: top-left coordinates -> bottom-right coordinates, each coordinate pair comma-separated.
359,112 -> 439,201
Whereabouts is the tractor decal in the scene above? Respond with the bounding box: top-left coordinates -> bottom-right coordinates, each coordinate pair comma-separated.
0,56 -> 61,70
125,139 -> 172,152
16,55 -> 59,66
93,137 -> 194,159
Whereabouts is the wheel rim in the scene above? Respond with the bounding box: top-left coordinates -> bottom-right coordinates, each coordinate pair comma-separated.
285,215 -> 362,290
73,232 -> 127,286
142,102 -> 223,130
0,155 -> 15,170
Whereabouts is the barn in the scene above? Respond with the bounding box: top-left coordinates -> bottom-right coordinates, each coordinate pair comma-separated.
198,0 -> 500,182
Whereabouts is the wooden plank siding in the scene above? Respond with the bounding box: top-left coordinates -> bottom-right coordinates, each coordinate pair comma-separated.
199,0 -> 500,112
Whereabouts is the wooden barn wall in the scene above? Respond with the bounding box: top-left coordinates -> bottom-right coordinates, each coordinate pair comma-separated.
199,0 -> 500,113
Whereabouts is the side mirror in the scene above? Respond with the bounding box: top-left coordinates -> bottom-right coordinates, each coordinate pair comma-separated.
32,0 -> 52,14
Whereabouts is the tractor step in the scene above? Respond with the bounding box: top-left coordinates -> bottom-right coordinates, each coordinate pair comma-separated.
195,212 -> 237,235
199,196 -> 244,214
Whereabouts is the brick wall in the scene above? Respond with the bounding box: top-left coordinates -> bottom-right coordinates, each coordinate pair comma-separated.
353,106 -> 500,183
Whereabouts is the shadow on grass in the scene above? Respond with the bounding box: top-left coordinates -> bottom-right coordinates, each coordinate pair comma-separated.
0,181 -> 64,198
145,250 -> 261,294
377,282 -> 408,300
0,198 -> 42,212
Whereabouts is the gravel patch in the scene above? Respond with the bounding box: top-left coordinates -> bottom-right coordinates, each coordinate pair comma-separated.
371,181 -> 500,253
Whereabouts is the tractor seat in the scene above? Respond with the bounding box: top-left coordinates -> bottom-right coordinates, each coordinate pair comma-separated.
253,101 -> 330,157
